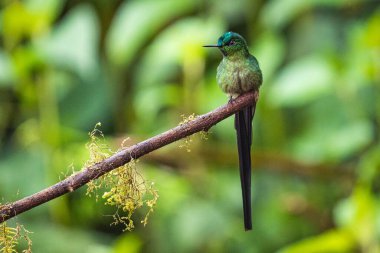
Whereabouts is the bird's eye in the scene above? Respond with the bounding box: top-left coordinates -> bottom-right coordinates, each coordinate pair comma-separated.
228,40 -> 236,46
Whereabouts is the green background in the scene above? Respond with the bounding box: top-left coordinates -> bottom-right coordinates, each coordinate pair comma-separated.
0,0 -> 379,252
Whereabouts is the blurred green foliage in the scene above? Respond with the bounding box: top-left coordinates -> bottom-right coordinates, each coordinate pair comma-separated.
0,0 -> 379,252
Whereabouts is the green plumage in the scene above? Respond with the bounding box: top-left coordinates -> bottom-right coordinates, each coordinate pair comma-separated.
214,32 -> 262,97
217,54 -> 262,97
204,31 -> 262,231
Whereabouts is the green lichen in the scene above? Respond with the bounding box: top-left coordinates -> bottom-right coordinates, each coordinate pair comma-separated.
178,114 -> 209,152
0,221 -> 32,253
84,123 -> 159,231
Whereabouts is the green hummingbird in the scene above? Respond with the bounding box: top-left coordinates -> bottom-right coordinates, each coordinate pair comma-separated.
204,31 -> 262,230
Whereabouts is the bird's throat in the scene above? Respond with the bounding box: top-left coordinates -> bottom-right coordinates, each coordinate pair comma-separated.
223,50 -> 249,62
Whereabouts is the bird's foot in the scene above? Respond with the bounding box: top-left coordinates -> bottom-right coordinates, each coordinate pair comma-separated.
228,93 -> 239,104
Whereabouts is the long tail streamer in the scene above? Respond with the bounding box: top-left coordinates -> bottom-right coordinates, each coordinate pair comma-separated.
235,106 -> 253,230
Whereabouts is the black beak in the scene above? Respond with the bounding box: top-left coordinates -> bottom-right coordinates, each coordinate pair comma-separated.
203,45 -> 220,48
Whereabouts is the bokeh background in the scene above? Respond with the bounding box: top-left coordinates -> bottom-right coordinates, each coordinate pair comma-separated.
0,0 -> 379,252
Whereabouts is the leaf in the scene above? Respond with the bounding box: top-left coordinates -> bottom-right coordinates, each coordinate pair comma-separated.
132,17 -> 224,132
253,31 -> 286,82
105,0 -> 199,66
24,0 -> 63,18
260,0 -> 358,29
0,51 -> 14,85
35,4 -> 99,78
113,234 -> 142,253
277,229 -> 355,253
334,186 -> 379,247
267,55 -> 334,107
1,1 -> 52,46
292,120 -> 373,162
135,17 -> 223,87
0,147 -> 46,198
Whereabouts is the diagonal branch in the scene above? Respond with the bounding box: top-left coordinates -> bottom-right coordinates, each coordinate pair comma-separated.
0,92 -> 257,223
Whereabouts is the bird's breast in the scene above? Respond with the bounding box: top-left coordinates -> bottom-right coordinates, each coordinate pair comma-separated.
217,59 -> 258,96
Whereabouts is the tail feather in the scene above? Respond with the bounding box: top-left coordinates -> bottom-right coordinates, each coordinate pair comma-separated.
244,106 -> 253,145
235,106 -> 253,231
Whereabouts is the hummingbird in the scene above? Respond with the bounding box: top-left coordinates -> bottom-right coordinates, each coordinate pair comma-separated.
204,31 -> 262,230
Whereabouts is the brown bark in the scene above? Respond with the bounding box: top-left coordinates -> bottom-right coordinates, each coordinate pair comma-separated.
0,92 -> 257,223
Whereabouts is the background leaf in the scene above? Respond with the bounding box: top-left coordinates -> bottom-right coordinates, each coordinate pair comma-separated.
0,1 -> 379,252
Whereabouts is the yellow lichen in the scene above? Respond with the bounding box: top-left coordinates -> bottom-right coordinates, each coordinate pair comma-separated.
178,114 -> 209,152
84,123 -> 159,231
0,221 -> 32,253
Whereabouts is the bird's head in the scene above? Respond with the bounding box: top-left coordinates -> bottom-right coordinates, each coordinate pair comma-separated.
204,31 -> 249,57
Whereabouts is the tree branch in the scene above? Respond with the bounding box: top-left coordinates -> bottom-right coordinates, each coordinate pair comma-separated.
0,92 -> 257,223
